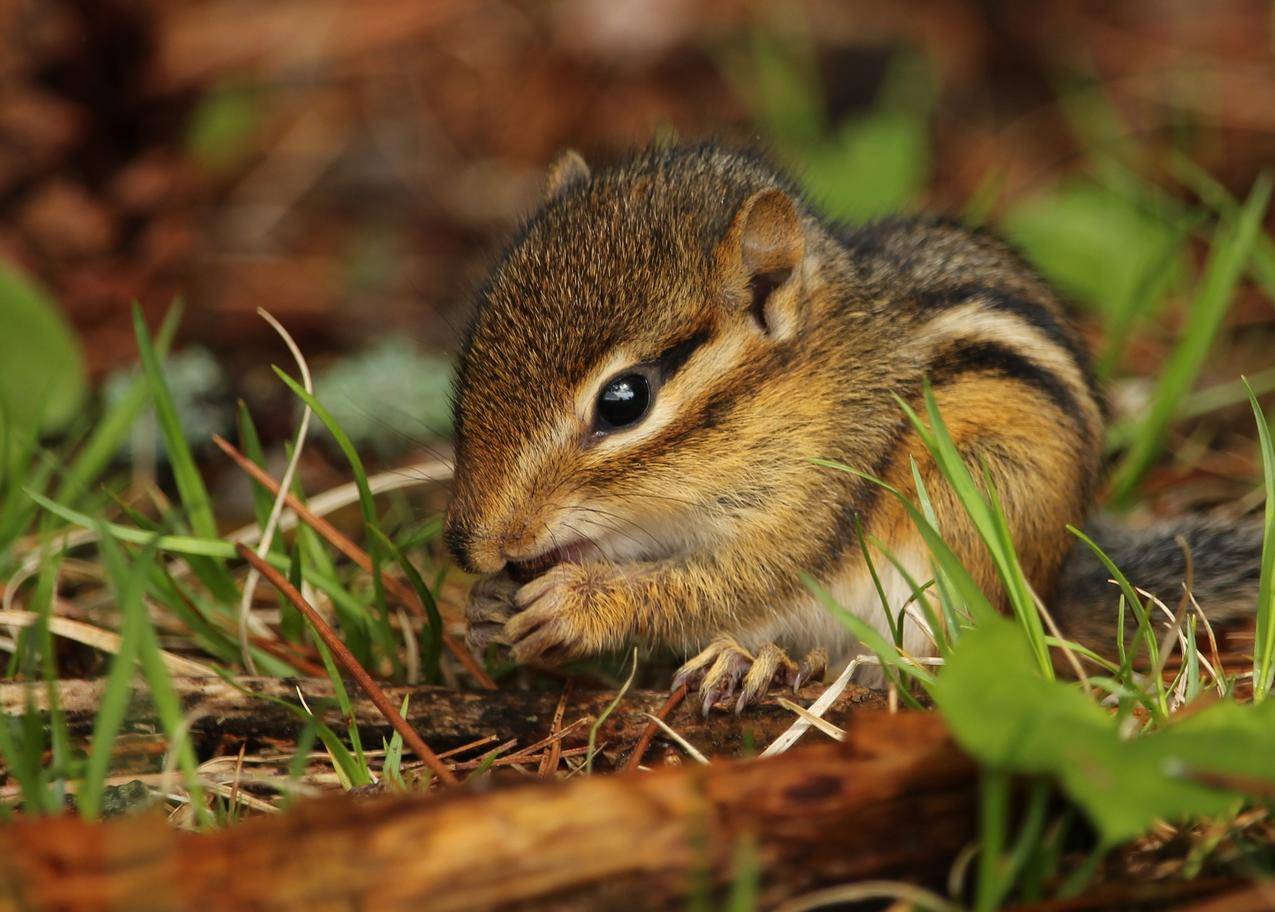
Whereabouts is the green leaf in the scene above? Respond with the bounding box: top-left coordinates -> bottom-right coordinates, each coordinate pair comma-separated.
186,82 -> 260,171
0,263 -> 87,434
1003,180 -> 1184,315
801,108 -> 930,220
933,618 -> 1275,845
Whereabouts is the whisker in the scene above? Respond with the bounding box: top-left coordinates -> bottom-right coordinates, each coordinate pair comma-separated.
566,513 -> 652,556
559,521 -> 621,573
571,505 -> 664,554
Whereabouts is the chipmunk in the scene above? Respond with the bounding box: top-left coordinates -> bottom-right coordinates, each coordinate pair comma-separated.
444,143 -> 1263,711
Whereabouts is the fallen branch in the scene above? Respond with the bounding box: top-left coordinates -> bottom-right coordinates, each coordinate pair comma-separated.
0,712 -> 975,911
0,677 -> 888,770
236,543 -> 458,785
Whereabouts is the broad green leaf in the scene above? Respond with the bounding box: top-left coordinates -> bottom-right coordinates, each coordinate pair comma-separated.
0,264 -> 87,434
933,618 -> 1275,845
1003,180 -> 1183,314
802,109 -> 929,220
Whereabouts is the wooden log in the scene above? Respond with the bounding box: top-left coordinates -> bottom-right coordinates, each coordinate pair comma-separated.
0,677 -> 888,768
0,711 -> 975,911
1005,877 -> 1252,911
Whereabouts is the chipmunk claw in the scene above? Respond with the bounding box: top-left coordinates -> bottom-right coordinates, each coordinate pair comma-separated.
733,643 -> 798,714
464,572 -> 519,657
505,562 -> 621,666
792,647 -> 828,691
671,636 -> 751,716
674,638 -> 829,715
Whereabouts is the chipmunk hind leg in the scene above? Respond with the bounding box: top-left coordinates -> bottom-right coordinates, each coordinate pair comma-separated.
672,636 -> 827,715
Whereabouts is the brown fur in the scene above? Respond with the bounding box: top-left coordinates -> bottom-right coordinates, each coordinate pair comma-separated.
444,143 -> 1251,675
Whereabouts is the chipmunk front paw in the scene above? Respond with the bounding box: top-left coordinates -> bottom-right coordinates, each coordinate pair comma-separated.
464,571 -> 520,656
505,562 -> 628,665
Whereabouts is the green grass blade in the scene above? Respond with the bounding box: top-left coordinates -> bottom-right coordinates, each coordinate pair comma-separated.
25,528 -> 71,810
214,670 -> 369,789
1066,525 -> 1167,719
55,302 -> 182,508
852,514 -> 902,645
274,367 -> 396,669
274,368 -> 375,528
370,527 -> 443,682
585,649 -> 638,774
813,457 -> 998,629
80,535 -> 159,819
908,460 -> 968,644
132,303 -> 217,539
1245,378 -> 1275,699
382,695 -> 410,790
860,533 -> 951,658
298,576 -> 373,784
1171,153 -> 1275,301
1109,174 -> 1273,504
235,400 -> 277,535
889,388 -> 1051,674
28,490 -> 243,558
136,609 -> 211,825
802,571 -> 937,685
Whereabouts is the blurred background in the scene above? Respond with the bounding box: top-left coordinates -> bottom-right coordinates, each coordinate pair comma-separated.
2,0 -> 1274,516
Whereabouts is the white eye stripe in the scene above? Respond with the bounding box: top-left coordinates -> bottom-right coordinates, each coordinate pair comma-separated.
582,328 -> 752,454
504,327 -> 752,530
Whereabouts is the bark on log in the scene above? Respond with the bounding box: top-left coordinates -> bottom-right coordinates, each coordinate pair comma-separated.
0,677 -> 888,768
0,711 -> 975,911
1004,877 -> 1254,911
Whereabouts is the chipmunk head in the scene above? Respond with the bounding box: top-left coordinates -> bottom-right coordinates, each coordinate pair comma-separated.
445,146 -> 830,575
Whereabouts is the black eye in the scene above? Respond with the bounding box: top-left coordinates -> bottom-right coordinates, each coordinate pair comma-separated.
595,372 -> 652,431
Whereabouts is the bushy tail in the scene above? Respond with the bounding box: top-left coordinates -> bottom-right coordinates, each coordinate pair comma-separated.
1052,516 -> 1264,655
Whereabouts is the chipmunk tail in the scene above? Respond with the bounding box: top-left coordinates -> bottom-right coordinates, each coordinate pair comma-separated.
1052,516 -> 1265,655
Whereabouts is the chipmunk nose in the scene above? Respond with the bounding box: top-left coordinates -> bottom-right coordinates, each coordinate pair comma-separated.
444,512 -> 529,575
443,519 -> 481,573
445,488 -> 496,572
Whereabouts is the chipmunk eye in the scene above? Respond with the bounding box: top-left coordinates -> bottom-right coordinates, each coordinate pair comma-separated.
595,372 -> 652,431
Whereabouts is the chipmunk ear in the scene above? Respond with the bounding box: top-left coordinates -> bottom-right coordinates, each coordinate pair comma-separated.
718,187 -> 806,339
544,149 -> 591,200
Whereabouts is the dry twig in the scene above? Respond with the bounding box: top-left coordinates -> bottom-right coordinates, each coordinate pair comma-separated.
623,683 -> 687,772
236,543 -> 458,785
213,435 -> 496,689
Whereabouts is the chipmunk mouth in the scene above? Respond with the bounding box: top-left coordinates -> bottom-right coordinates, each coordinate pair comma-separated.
507,538 -> 607,583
